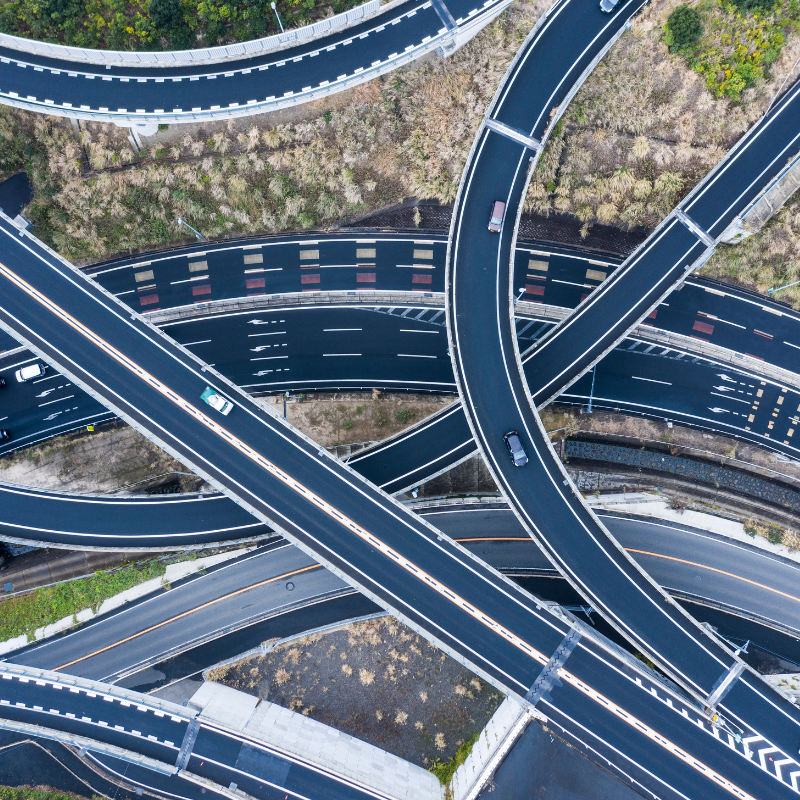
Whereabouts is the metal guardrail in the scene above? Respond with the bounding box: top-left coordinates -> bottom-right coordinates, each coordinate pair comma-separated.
0,0 -> 381,67
145,290 -> 444,324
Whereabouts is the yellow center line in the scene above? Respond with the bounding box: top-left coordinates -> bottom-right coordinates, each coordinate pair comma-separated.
53,566 -> 321,672
0,261 -> 759,800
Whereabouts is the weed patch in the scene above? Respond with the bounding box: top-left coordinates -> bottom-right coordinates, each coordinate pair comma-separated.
0,560 -> 166,642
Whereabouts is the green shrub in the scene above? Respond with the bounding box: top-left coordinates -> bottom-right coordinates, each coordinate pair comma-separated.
148,0 -> 183,30
665,5 -> 704,49
342,418 -> 354,430
429,732 -> 480,786
767,527 -> 784,544
731,0 -> 776,9
396,408 -> 413,424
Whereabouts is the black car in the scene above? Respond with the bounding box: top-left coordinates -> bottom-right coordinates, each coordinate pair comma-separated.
0,377 -> 5,387
503,431 -> 528,467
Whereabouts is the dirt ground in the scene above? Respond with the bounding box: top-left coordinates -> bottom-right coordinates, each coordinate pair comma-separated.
260,392 -> 454,447
0,393 -> 452,491
208,616 -> 505,767
0,423 -> 192,494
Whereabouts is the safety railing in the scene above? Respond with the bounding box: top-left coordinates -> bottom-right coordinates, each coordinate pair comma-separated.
0,0 -> 381,67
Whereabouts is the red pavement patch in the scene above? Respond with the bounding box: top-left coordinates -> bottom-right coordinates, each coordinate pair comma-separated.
139,294 -> 159,306
192,284 -> 211,296
301,274 -> 320,284
692,320 -> 714,336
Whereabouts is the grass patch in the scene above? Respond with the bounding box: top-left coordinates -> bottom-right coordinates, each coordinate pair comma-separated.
700,194 -> 800,307
525,0 -> 800,232
0,560 -> 166,642
429,731 -> 480,786
0,788 -> 93,800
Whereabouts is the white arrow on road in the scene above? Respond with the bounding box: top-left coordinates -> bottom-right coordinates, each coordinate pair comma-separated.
248,319 -> 271,325
708,407 -> 731,414
717,374 -> 736,383
713,385 -> 734,392
43,411 -> 63,421
250,346 -> 274,352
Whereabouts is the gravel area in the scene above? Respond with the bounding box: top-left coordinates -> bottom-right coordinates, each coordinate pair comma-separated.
208,616 -> 505,767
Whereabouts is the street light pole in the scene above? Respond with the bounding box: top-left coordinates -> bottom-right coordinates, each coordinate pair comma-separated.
271,2 -> 285,33
177,218 -> 206,241
514,287 -> 525,303
768,278 -> 800,295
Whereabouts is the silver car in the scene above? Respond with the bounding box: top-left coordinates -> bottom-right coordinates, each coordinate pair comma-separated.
600,0 -> 621,12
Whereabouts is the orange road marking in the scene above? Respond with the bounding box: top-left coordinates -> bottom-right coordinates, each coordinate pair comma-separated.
53,565 -> 320,671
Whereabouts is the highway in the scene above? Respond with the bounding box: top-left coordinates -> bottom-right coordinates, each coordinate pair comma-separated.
445,0 -> 800,786
1,298 -> 799,548
524,71 -> 800,408
0,0 -> 797,792
0,663 -> 399,800
88,232 -> 800,381
9,506 -> 800,690
0,0 -> 509,124
0,199 -> 795,797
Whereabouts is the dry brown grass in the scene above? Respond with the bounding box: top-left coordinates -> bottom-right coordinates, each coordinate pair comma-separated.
9,0 -> 554,263
525,0 -> 800,231
701,194 -> 800,308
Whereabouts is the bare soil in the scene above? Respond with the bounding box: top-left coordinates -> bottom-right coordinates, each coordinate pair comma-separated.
0,424 -> 192,494
208,616 -> 505,767
0,393 -> 451,491
260,391 -> 454,447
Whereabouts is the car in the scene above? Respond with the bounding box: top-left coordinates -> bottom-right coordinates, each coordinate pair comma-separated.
599,0 -> 621,12
0,377 -> 5,387
503,430 -> 528,467
488,200 -> 506,233
0,430 -> 9,441
200,386 -> 234,416
15,363 -> 46,382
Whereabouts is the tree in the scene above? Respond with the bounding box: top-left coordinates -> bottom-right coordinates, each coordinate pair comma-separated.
148,0 -> 184,31
731,0 -> 775,10
665,5 -> 703,50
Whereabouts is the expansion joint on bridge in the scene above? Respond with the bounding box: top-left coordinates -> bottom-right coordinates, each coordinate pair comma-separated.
175,717 -> 201,772
429,0 -> 457,30
486,119 -> 541,151
524,628 -> 581,707
705,660 -> 746,710
675,210 -> 715,249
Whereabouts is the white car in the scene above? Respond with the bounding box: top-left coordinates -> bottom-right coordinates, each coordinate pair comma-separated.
15,363 -> 46,382
201,386 -> 233,415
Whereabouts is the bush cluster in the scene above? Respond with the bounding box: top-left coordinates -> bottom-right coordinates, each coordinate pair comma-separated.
663,0 -> 800,101
0,0 -> 361,51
